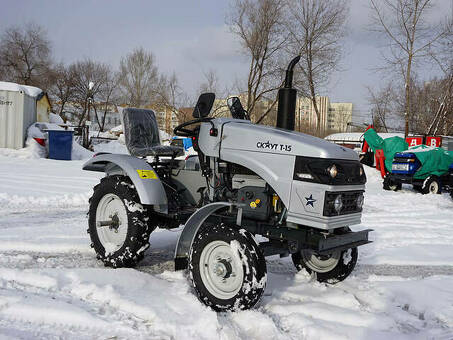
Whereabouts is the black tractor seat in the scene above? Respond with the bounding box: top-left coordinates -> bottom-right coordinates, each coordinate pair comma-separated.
137,144 -> 183,158
123,108 -> 184,158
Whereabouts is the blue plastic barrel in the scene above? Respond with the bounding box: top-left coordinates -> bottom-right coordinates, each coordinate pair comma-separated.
47,130 -> 73,160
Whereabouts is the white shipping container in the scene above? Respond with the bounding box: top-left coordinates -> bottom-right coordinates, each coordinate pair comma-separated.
0,82 -> 41,149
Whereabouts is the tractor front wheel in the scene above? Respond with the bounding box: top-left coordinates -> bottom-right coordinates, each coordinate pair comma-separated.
292,228 -> 358,284
189,223 -> 267,312
383,176 -> 402,191
292,247 -> 358,284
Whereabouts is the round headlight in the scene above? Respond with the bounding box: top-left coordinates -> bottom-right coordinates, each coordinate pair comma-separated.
327,164 -> 338,178
334,194 -> 343,213
356,194 -> 364,209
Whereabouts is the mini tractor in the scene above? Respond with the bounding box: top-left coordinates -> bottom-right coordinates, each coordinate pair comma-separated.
83,56 -> 372,311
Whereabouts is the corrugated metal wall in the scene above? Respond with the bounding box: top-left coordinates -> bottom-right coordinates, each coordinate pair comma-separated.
0,90 -> 37,149
442,136 -> 453,152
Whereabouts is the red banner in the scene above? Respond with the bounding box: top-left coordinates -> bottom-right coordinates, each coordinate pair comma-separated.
406,136 -> 423,147
426,136 -> 442,147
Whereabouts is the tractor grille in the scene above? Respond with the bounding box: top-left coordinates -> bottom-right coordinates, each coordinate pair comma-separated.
323,190 -> 364,217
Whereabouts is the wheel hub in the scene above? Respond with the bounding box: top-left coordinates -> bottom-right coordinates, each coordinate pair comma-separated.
213,259 -> 233,278
199,240 -> 244,299
95,193 -> 128,253
109,214 -> 120,232
301,249 -> 340,273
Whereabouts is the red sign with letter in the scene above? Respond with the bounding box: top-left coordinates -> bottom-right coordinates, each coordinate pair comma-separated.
426,136 -> 442,147
406,136 -> 423,147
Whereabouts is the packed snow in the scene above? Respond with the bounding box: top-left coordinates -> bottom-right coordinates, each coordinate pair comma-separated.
0,81 -> 43,98
0,151 -> 452,339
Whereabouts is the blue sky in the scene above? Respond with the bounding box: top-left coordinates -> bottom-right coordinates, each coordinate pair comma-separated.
1,0 -> 451,124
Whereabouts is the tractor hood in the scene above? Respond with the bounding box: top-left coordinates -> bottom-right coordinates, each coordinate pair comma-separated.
219,119 -> 358,161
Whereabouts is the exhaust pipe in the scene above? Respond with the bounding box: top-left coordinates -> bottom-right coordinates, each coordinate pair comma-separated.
276,56 -> 301,131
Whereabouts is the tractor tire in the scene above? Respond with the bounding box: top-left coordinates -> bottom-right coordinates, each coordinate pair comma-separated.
359,151 -> 374,167
383,176 -> 402,191
189,223 -> 267,312
421,176 -> 442,195
412,184 -> 423,193
88,175 -> 157,268
292,228 -> 358,284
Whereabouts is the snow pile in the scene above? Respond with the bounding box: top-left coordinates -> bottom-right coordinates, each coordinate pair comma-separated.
0,140 -> 45,159
49,112 -> 65,124
360,165 -> 453,266
110,124 -> 123,135
325,132 -> 404,143
0,81 -> 43,98
159,129 -> 172,142
0,122 -> 95,161
1,155 -> 453,338
72,142 -> 93,160
93,139 -> 129,154
0,123 -> 48,159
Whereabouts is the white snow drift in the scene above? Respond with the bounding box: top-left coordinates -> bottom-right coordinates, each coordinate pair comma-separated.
0,153 -> 452,339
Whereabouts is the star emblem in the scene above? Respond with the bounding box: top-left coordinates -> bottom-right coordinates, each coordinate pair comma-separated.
305,194 -> 317,207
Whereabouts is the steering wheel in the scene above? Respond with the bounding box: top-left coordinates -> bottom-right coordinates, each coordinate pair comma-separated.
173,117 -> 212,137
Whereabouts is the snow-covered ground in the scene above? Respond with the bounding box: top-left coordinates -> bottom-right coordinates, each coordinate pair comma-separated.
0,149 -> 453,339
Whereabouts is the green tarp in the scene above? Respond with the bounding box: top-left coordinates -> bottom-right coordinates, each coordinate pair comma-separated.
407,145 -> 453,179
364,129 -> 408,172
363,128 -> 453,179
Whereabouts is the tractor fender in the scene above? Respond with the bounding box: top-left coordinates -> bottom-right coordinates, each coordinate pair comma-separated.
83,154 -> 168,213
174,202 -> 234,270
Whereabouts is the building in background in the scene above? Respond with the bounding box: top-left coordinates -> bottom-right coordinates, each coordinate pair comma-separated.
0,81 -> 51,149
296,96 -> 353,133
62,101 -> 120,131
148,104 -> 179,135
212,93 -> 277,126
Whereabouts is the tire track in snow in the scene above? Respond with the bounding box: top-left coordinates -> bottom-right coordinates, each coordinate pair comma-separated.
3,248 -> 453,277
0,277 -> 160,339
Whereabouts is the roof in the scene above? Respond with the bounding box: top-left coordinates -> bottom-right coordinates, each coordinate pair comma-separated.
325,132 -> 405,142
0,81 -> 43,98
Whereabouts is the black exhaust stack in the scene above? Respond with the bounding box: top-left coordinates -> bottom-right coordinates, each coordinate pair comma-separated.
276,56 -> 301,131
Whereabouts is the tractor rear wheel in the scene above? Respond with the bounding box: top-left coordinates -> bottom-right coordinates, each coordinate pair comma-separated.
88,175 -> 157,268
189,223 -> 267,311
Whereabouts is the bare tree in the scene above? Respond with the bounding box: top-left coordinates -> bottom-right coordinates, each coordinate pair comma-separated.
367,83 -> 397,132
70,59 -> 109,128
285,0 -> 349,135
153,73 -> 192,133
0,23 -> 52,89
427,9 -> 453,135
198,69 -> 220,94
227,0 -> 287,123
198,70 -> 234,118
98,72 -> 120,132
370,0 -> 448,137
48,63 -> 76,119
118,47 -> 159,107
423,74 -> 453,135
